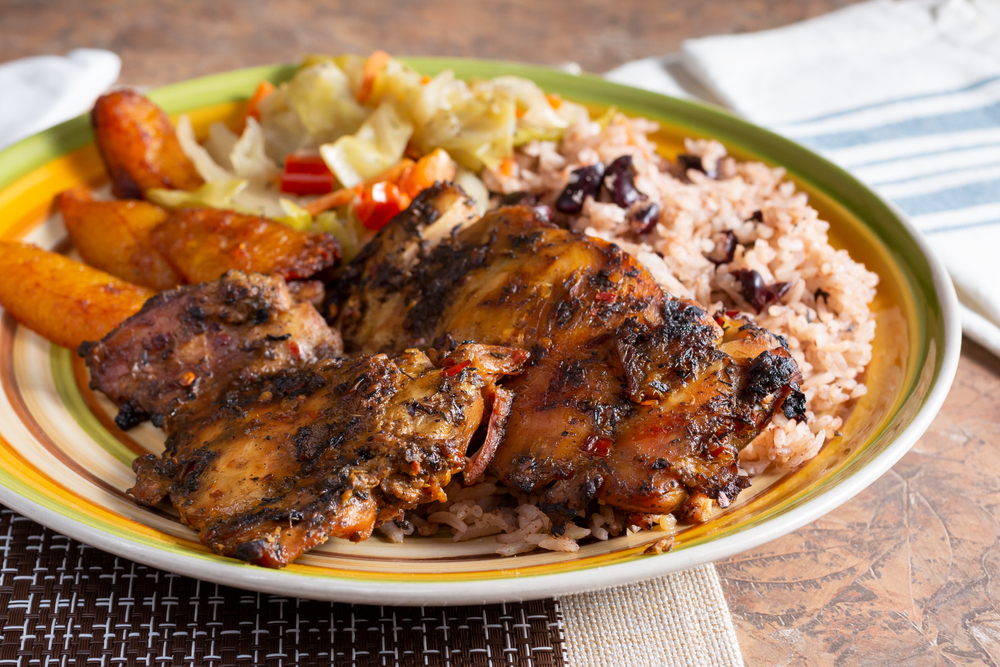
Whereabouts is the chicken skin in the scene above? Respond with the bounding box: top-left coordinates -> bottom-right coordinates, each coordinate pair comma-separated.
336,184 -> 805,526
127,343 -> 526,567
83,270 -> 528,566
83,182 -> 805,564
81,271 -> 342,433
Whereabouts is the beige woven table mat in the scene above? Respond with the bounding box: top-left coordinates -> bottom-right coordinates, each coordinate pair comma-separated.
558,567 -> 743,667
0,505 -> 743,666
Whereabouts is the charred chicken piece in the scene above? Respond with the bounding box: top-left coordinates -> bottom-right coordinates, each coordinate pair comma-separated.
336,183 -> 480,352
128,343 -> 527,567
81,271 -> 342,433
598,310 -> 804,517
92,90 -> 204,199
336,184 -> 805,526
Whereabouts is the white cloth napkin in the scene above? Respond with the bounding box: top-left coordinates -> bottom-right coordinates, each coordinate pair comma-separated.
607,0 -> 1000,356
0,49 -> 121,151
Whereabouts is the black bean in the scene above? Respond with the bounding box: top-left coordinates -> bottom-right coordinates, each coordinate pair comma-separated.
677,153 -> 716,178
603,155 -> 645,208
748,210 -> 764,224
497,191 -> 538,206
705,231 -> 737,265
731,269 -> 790,313
630,202 -> 660,235
555,162 -> 605,214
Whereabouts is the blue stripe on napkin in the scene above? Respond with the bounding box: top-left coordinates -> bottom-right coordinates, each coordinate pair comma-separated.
793,100 -> 1000,150
774,76 -> 1000,236
921,218 -> 1000,235
850,143 -> 1000,172
893,179 -> 1000,216
782,74 -> 1000,127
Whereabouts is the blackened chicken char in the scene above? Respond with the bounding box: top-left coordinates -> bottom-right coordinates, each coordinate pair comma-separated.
83,269 -> 528,567
336,183 -> 806,526
128,343 -> 525,567
81,271 -> 342,434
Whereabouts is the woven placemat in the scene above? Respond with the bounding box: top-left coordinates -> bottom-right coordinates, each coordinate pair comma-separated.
0,507 -> 565,666
559,566 -> 743,667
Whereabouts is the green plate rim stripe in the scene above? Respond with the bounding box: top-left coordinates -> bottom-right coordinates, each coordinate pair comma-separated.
50,346 -> 136,467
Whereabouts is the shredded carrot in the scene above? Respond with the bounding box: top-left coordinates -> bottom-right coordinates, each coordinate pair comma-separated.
373,158 -> 416,185
545,92 -> 563,109
239,81 -> 276,132
303,185 -> 360,217
358,50 -> 392,104
303,159 -> 416,217
515,107 -> 526,119
499,156 -> 515,176
398,149 -> 455,198
420,75 -> 432,85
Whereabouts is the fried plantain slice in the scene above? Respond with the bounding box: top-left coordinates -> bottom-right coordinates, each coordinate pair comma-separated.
92,89 -> 204,199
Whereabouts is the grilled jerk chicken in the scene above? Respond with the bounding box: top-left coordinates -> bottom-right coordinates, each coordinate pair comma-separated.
81,271 -> 342,433
83,270 -> 528,566
336,183 -> 806,526
128,343 -> 526,567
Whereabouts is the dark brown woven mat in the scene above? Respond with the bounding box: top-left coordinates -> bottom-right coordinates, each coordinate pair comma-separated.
0,507 -> 566,666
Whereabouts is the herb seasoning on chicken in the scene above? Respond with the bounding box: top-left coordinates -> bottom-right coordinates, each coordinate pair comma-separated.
83,271 -> 527,567
335,184 -> 806,528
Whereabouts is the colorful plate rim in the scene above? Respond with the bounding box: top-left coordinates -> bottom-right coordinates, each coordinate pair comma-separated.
0,58 -> 961,605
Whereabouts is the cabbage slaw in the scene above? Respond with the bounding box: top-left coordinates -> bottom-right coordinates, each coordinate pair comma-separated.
159,52 -> 587,260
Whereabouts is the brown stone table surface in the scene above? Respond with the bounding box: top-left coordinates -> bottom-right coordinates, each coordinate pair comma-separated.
3,1 -> 997,665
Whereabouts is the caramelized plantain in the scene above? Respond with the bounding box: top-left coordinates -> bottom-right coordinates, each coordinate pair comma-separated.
150,207 -> 340,283
0,242 -> 154,350
92,90 -> 204,199
59,187 -> 182,290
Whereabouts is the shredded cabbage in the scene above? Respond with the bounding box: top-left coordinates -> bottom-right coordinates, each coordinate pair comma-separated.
285,62 -> 369,145
203,118 -> 280,181
258,55 -> 582,176
365,58 -> 422,109
453,167 -> 489,215
205,122 -> 239,170
175,115 -> 233,182
315,210 -> 372,262
488,76 -> 568,147
230,117 -> 281,181
276,198 -> 313,230
147,180 -> 248,209
330,54 -> 368,98
258,87 -> 308,162
174,115 -> 290,219
411,71 -> 516,171
319,101 -> 413,188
